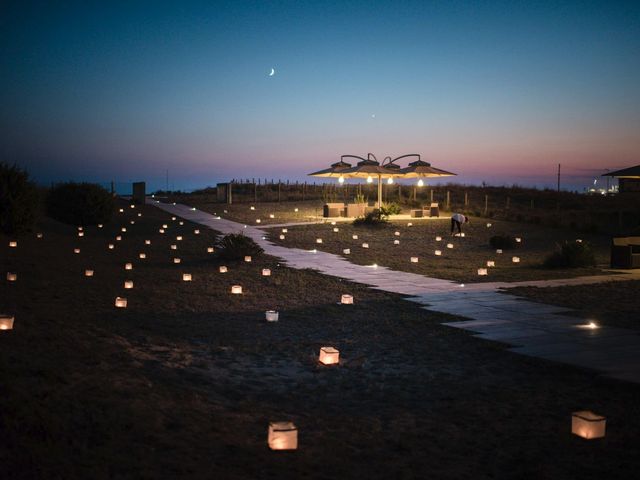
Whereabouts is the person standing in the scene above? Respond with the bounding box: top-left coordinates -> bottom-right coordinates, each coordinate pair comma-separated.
451,213 -> 468,235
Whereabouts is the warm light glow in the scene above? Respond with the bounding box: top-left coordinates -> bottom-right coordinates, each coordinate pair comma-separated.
219,266 -> 228,273
447,243 -> 453,249
163,224 -> 168,228
387,177 -> 393,184
194,229 -> 200,234
74,248 -> 80,254
343,248 -> 351,254
411,257 -> 419,263
282,228 -> 288,233
338,176 -> 345,184
176,236 -> 183,241
179,221 -> 184,225
394,239 -> 400,245
108,244 -> 114,249
121,227 -> 126,233
333,227 -> 339,232
417,179 -> 424,187
115,297 -> 127,308
250,206 -> 255,210
124,280 -> 134,289
478,268 -> 488,276
256,219 -> 261,223
37,233 -> 43,238
145,239 -> 151,245
572,411 -> 606,439
6,272 -> 17,282
435,250 -> 442,256
279,234 -> 285,240
231,285 -> 242,294
245,255 -> 252,262
319,346 -> 340,365
265,310 -> 279,322
352,234 -> 358,240
116,235 -> 122,241
487,260 -> 495,267
341,294 -> 354,304
125,263 -> 133,270
262,268 -> 271,276
139,253 -> 146,259
8,241 -> 17,247
395,231 -> 400,236
78,232 -> 84,237
0,315 -> 15,330
316,238 -> 323,244
362,243 -> 369,248
515,237 -> 522,243
512,256 -> 520,263
496,249 -> 503,254
159,229 -> 165,233
268,422 -> 298,450
407,222 -> 413,227
294,208 -> 299,212
435,236 -> 442,241
365,175 -> 372,184
487,223 -> 492,227
207,247 -> 214,253
182,273 -> 192,281
173,258 -> 181,263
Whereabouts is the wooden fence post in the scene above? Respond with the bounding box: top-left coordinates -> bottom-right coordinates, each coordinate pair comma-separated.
430,189 -> 434,204
484,195 -> 488,215
506,197 -> 510,209
278,181 -> 281,203
464,191 -> 468,206
446,190 -> 450,209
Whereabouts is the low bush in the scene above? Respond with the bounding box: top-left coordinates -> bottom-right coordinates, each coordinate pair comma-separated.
46,183 -> 114,226
0,163 -> 39,234
216,233 -> 264,260
544,241 -> 596,268
380,202 -> 402,216
489,234 -> 517,250
352,209 -> 388,227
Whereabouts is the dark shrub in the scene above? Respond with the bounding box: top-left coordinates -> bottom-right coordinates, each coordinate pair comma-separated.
353,209 -> 388,227
46,183 -> 114,226
489,234 -> 517,250
0,163 -> 39,234
544,241 -> 596,268
216,233 -> 264,261
380,202 -> 402,216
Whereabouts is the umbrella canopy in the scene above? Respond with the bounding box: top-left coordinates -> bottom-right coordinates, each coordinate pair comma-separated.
308,159 -> 353,178
397,158 -> 456,178
338,159 -> 402,207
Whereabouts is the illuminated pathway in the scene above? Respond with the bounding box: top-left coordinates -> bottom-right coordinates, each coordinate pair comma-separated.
151,200 -> 640,384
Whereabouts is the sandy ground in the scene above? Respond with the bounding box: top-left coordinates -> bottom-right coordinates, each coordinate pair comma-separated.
1,200 -> 639,479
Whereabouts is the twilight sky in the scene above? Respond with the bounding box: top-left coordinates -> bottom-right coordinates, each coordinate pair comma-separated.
1,0 -> 639,192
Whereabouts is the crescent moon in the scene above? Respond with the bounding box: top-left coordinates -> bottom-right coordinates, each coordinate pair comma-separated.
269,68 -> 275,76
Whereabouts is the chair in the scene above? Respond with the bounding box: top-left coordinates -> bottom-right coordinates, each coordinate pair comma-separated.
425,202 -> 439,217
323,203 -> 346,218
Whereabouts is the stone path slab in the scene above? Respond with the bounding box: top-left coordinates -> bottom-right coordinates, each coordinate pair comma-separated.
149,200 -> 640,384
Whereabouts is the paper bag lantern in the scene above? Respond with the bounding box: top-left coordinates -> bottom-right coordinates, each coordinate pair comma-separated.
394,240 -> 400,245
576,239 -> 583,243
435,236 -> 442,241
268,422 -> 297,450
182,273 -> 192,281
124,280 -> 134,289
171,244 -> 177,250
74,248 -> 81,254
207,247 -> 214,253
173,258 -> 181,264
6,272 -> 17,282
108,244 -> 114,250
435,250 -> 442,256
139,253 -> 146,259
331,221 -> 336,225
496,249 -> 503,254
219,266 -> 228,273
78,232 -> 84,237
176,236 -> 183,241
394,231 -> 400,236
343,248 -> 351,254
269,214 -> 275,219
37,233 -> 43,238
341,294 -> 354,304
120,227 -> 126,233
487,261 -> 495,267
145,240 -> 151,245
446,243 -> 453,249
294,208 -> 299,212
98,224 -> 103,228
8,241 -> 17,247
115,297 -> 127,308
333,227 -> 339,232
125,263 -> 133,270
231,285 -> 243,294
138,213 -> 142,217
362,243 -> 369,248
159,229 -> 165,233
265,310 -> 279,322
256,219 -> 261,223
262,268 -> 271,276
163,224 -> 168,228
194,229 -> 200,234
244,256 -> 252,262
282,228 -> 288,233
85,270 -> 94,277
512,256 -> 520,263
316,238 -> 323,244
130,221 -> 135,225
116,236 -> 122,241
407,222 -> 413,226
410,257 -> 419,263
486,223 -> 492,227
179,221 -> 184,225
250,206 -> 255,210
515,237 -> 522,243
119,208 -> 124,213
172,217 -> 176,221
352,234 -> 358,240
0,315 -> 15,330
572,411 -> 606,439
280,235 -> 285,240
477,268 -> 488,276
319,346 -> 340,365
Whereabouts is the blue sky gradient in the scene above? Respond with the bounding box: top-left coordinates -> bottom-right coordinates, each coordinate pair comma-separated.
1,0 -> 639,191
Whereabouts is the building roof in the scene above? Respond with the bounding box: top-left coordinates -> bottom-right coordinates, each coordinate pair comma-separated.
603,165 -> 640,178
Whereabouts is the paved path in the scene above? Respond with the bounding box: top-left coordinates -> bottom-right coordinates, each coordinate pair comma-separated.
150,200 -> 640,384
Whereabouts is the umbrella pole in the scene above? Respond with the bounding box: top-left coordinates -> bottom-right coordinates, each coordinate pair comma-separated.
377,174 -> 382,209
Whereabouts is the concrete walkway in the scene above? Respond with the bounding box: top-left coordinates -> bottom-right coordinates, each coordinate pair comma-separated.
150,201 -> 640,384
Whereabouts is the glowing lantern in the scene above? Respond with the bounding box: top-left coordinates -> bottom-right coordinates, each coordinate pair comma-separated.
486,223 -> 492,227
407,222 -> 413,227
179,221 -> 184,225
446,243 -> 453,249
338,176 -> 345,184
74,248 -> 80,254
0,315 -> 14,330
316,238 -> 323,244
331,221 -> 336,226
435,250 -> 442,256
108,244 -> 114,250
572,411 -> 606,439
352,234 -> 358,240
269,214 -> 275,219
268,422 -> 298,450
207,247 -> 214,253
124,280 -> 134,289
435,236 -> 442,241
116,236 -> 122,241
119,208 -> 124,213
9,241 -> 17,247
282,228 -> 288,233
265,310 -> 279,322
576,239 -> 583,243
394,231 -> 400,236
341,294 -> 354,304
138,213 -> 142,217
410,257 -> 419,263
172,217 -> 176,221
387,177 -> 393,184
182,273 -> 192,281
367,176 -> 373,183
515,237 -> 522,243
496,249 -> 503,254
130,221 -> 135,225
219,266 -> 228,273
115,297 -> 127,308
280,235 -> 285,240
294,208 -> 299,212
477,268 -> 488,276
125,263 -> 133,270
121,227 -> 127,233
319,346 -> 340,365
194,229 -> 200,234
256,219 -> 261,223
245,256 -> 252,262
250,206 -> 255,210
394,240 -> 400,245
333,227 -> 339,232
130,204 -> 135,209
487,261 -> 495,267
417,179 -> 424,187
6,272 -> 17,282
512,257 -> 520,263
343,248 -> 351,254
173,258 -> 181,264
231,285 -> 243,294
262,268 -> 271,276
163,224 -> 168,228
176,236 -> 183,241
171,244 -> 177,250
159,229 -> 165,233
139,253 -> 146,259
98,224 -> 103,228
145,240 -> 151,245
362,243 -> 369,248
37,233 -> 43,238
78,232 -> 84,237
85,270 -> 94,277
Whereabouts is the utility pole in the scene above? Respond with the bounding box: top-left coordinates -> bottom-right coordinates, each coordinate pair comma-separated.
166,169 -> 169,192
557,163 -> 561,193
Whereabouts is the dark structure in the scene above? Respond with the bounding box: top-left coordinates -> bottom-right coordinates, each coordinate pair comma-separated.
611,236 -> 640,268
603,165 -> 640,194
132,182 -> 146,204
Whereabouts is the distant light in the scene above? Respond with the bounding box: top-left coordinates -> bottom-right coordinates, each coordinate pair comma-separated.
338,176 -> 345,184
417,179 -> 424,187
367,176 -> 373,183
387,177 -> 393,184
